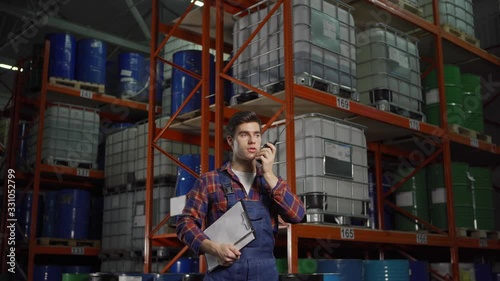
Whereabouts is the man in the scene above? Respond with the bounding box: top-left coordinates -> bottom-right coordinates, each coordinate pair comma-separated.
177,111 -> 305,281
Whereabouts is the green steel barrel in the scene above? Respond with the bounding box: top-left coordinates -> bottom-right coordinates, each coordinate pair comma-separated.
394,169 -> 430,231
424,85 -> 464,105
276,258 -> 288,274
469,167 -> 492,188
427,163 -> 470,187
461,73 -> 484,132
423,65 -> 463,107
423,65 -> 462,88
461,73 -> 480,94
427,163 -> 474,229
469,167 -> 494,230
299,259 -> 318,274
424,103 -> 465,127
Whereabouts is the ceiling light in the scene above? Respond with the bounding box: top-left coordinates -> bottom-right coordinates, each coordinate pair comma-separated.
0,63 -> 23,72
192,0 -> 204,7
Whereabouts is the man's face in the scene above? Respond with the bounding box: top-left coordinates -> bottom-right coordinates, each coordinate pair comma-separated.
228,122 -> 262,162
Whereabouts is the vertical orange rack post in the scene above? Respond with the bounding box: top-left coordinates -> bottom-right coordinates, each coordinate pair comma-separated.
26,41 -> 51,281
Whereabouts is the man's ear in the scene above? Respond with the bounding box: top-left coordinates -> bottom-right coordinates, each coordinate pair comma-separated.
227,135 -> 233,147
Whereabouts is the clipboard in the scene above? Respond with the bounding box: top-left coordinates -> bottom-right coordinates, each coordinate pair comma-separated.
203,201 -> 255,272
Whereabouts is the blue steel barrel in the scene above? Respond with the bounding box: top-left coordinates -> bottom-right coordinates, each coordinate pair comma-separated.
368,172 -> 394,230
42,191 -> 58,237
56,189 -> 91,239
129,58 -> 165,103
171,50 -> 215,115
409,261 -> 429,281
76,38 -> 107,84
47,33 -> 76,79
175,155 -> 214,197
34,265 -> 63,281
474,264 -> 493,281
169,257 -> 194,273
16,192 -> 33,240
119,52 -> 145,98
224,60 -> 234,104
364,260 -> 409,281
317,259 -> 363,281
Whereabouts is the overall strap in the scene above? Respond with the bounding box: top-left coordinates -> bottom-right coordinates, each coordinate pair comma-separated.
217,169 -> 237,208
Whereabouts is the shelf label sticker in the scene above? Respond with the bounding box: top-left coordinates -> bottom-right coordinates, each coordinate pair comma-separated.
470,138 -> 479,148
389,46 -> 410,69
336,97 -> 350,111
416,232 -> 428,244
479,238 -> 488,248
409,119 -> 420,131
71,247 -> 85,255
396,191 -> 414,207
340,228 -> 355,240
80,90 -> 93,99
77,169 -> 90,177
431,188 -> 447,204
325,142 -> 351,163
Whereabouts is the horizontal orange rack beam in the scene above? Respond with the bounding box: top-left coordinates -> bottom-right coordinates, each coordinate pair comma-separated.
39,164 -> 104,179
292,224 -> 452,247
46,83 -> 161,113
34,246 -> 100,256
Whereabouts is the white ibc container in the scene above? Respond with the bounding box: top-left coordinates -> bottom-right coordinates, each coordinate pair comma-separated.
131,184 -> 174,250
105,126 -> 137,189
27,103 -> 99,168
262,113 -> 369,224
102,192 -> 134,251
233,0 -> 356,98
134,117 -> 201,182
357,23 -> 423,116
420,0 -> 475,37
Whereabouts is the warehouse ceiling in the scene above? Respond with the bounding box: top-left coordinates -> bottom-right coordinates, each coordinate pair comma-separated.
0,0 -> 193,64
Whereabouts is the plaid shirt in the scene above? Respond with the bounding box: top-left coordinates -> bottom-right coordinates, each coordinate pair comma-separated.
177,162 -> 305,254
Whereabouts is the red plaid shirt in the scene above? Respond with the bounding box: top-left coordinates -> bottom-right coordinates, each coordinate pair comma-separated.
176,162 -> 305,254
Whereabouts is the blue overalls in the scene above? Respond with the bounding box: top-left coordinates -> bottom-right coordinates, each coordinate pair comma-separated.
203,170 -> 279,281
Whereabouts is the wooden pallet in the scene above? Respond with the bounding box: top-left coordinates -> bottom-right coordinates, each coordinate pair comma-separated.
448,124 -> 492,143
387,0 -> 423,17
469,230 -> 500,240
49,77 -> 105,94
43,158 -> 99,169
442,24 -> 480,47
456,228 -> 499,239
38,237 -> 101,247
175,109 -> 201,122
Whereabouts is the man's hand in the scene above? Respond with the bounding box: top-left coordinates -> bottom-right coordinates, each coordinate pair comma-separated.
258,142 -> 278,189
215,244 -> 241,266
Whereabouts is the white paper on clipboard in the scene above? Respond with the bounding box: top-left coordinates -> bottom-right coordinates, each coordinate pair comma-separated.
204,201 -> 255,272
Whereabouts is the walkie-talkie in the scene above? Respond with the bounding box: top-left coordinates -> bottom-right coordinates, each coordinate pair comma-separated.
257,120 -> 287,164
257,139 -> 278,164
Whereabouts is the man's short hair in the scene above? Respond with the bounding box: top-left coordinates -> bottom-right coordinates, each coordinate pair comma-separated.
226,111 -> 262,137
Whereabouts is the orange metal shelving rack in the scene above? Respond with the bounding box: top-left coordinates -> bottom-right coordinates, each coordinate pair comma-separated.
0,40 -> 157,279
142,0 -> 500,280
